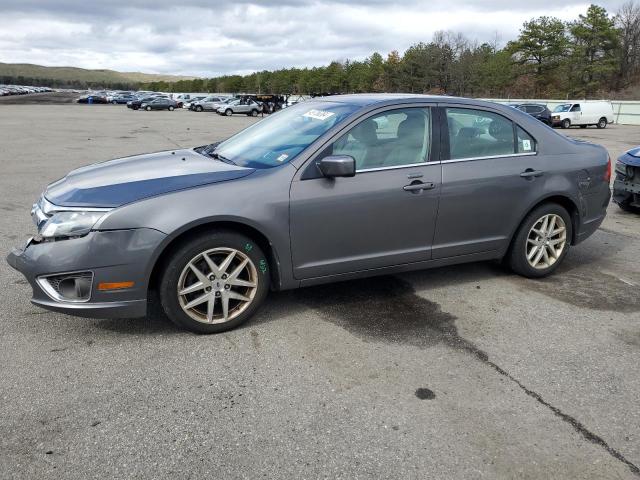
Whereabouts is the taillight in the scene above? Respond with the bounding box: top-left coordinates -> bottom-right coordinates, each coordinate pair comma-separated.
604,155 -> 612,182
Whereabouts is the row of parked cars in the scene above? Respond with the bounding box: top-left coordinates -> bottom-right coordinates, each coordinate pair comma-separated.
509,101 -> 615,129
0,84 -> 53,96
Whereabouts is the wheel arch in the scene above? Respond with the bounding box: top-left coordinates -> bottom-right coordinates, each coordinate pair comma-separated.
148,220 -> 282,294
507,194 -> 580,252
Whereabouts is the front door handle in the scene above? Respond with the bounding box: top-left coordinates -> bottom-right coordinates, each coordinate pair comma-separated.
520,169 -> 544,178
403,181 -> 435,192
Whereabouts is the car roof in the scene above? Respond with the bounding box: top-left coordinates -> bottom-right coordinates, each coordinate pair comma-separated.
312,93 -> 506,110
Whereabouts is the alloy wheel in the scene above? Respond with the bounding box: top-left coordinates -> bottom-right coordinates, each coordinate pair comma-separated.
177,248 -> 258,324
525,214 -> 567,269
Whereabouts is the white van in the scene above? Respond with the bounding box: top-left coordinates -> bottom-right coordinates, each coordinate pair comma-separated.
551,101 -> 615,129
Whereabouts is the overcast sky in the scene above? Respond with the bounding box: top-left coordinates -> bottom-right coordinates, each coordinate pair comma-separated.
0,0 -> 627,77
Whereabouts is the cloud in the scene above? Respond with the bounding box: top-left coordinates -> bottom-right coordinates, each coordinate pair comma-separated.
0,0 -> 626,77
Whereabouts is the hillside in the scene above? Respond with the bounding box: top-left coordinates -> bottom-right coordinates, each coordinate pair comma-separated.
0,62 -> 196,87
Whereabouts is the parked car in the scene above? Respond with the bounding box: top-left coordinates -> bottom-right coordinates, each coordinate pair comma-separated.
141,98 -> 177,111
112,94 -> 136,104
190,95 -> 228,112
127,96 -> 156,110
216,98 -> 261,116
6,94 -> 611,334
183,96 -> 207,109
77,94 -> 108,104
551,101 -> 614,129
613,146 -> 640,213
511,103 -> 552,125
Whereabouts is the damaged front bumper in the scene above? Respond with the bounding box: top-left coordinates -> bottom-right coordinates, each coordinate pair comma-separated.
6,228 -> 166,318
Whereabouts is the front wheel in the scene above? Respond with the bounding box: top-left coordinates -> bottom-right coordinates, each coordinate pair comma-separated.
561,119 -> 571,129
225,109 -> 233,116
597,117 -> 607,129
507,203 -> 572,278
145,106 -> 152,111
195,105 -> 203,112
112,100 -> 117,104
159,231 -> 270,333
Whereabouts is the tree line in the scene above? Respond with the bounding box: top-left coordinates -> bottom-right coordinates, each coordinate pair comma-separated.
141,3 -> 640,99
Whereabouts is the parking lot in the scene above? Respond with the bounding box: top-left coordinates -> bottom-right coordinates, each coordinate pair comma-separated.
0,104 -> 639,479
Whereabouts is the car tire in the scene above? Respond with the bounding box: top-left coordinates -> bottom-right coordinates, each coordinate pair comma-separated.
507,203 -> 572,278
580,125 -> 587,128
112,100 -> 117,104
250,109 -> 258,117
145,106 -> 152,111
597,117 -> 607,129
225,109 -> 233,116
159,231 -> 270,334
196,105 -> 203,112
561,119 -> 571,129
133,106 -> 139,110
168,106 -> 174,111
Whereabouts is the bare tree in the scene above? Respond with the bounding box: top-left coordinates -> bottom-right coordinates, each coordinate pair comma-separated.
616,1 -> 640,88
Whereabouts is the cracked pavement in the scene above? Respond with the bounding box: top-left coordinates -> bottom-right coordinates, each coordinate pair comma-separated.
0,105 -> 638,479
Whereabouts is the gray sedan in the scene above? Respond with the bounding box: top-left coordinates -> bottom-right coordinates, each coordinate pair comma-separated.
7,94 -> 611,333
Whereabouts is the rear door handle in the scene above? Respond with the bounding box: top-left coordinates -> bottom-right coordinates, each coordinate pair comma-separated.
403,182 -> 435,192
520,169 -> 544,178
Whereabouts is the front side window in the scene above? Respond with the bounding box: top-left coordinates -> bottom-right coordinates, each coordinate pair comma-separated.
554,104 -> 572,113
446,108 -> 515,159
570,104 -> 581,112
324,108 -> 431,170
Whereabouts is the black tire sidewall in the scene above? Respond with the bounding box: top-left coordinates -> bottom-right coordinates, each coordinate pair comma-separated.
508,203 -> 572,278
226,109 -> 232,116
159,231 -> 271,333
562,119 -> 571,129
597,118 -> 607,129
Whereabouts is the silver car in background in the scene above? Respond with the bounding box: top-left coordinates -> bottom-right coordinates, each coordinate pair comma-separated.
216,98 -> 262,116
190,95 -> 229,112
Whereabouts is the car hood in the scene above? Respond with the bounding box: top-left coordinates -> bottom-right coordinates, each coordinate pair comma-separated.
619,147 -> 640,167
45,148 -> 255,208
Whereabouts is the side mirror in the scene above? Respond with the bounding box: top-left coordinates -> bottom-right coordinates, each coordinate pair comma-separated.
316,155 -> 356,178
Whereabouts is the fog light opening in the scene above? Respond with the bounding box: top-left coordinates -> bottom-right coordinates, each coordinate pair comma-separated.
37,271 -> 93,303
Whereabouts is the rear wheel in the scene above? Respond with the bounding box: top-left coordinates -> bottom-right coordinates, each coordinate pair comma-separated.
168,105 -> 174,111
597,117 -> 607,129
159,231 -> 270,333
508,203 -> 572,278
250,109 -> 258,117
561,119 -> 571,129
580,125 -> 587,129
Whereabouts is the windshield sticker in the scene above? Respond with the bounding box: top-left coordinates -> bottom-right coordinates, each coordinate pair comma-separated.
303,109 -> 335,121
522,139 -> 532,151
276,153 -> 289,162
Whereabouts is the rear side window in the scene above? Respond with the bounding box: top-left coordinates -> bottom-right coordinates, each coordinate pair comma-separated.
446,108 -> 515,160
516,126 -> 536,153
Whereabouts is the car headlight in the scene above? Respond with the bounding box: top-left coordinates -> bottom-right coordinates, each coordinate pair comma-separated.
615,161 -> 632,178
40,211 -> 106,239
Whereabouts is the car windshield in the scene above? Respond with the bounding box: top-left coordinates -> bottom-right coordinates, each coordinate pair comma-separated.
553,104 -> 572,112
209,101 -> 360,169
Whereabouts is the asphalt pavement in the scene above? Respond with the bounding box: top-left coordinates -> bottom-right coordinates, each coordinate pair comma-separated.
0,104 -> 638,479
